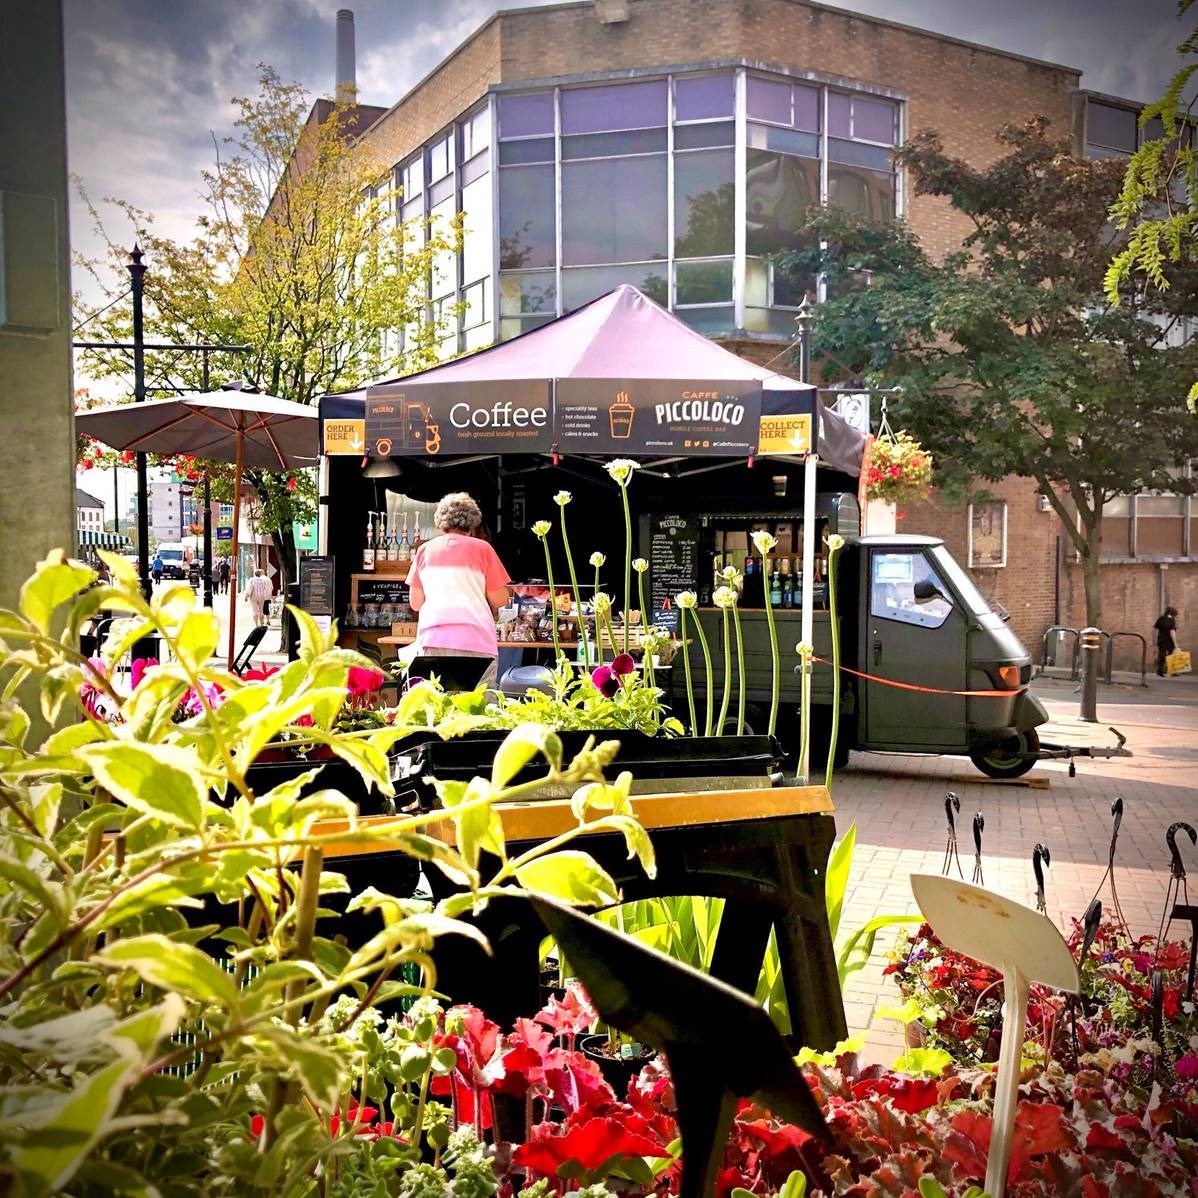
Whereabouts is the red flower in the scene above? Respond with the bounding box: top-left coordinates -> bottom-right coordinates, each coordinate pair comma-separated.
287,475 -> 298,492
242,664 -> 280,682
130,657 -> 157,689
249,1113 -> 265,1139
513,1115 -> 664,1178
611,653 -> 635,677
347,666 -> 385,694
536,981 -> 598,1039
1085,1122 -> 1124,1151
851,1074 -> 940,1114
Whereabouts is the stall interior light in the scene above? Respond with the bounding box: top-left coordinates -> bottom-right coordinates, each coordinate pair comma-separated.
362,458 -> 401,478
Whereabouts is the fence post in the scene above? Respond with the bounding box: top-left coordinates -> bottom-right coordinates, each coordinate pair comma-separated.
1079,627 -> 1101,723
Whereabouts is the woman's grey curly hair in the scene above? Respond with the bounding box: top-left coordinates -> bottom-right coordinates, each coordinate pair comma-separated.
434,492 -> 482,534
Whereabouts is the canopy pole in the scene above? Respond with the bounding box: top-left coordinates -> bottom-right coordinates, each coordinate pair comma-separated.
797,451 -> 819,784
226,431 -> 245,669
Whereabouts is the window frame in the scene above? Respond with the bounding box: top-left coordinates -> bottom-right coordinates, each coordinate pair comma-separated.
968,501 -> 1008,568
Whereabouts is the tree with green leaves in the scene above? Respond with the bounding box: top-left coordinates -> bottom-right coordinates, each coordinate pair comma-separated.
782,118 -> 1198,627
75,67 -> 461,593
1106,0 -> 1198,408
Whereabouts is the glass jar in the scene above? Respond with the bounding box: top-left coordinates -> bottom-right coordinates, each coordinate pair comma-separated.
345,603 -> 361,628
364,602 -> 380,628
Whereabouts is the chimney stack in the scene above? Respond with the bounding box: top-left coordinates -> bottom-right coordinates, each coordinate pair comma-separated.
335,9 -> 356,103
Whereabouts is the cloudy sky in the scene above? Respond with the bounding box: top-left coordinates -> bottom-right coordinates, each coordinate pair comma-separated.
65,0 -> 1189,285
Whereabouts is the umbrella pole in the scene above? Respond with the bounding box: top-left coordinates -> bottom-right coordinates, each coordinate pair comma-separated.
227,433 -> 244,669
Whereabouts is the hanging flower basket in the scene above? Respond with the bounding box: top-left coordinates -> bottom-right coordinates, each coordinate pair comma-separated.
864,430 -> 933,505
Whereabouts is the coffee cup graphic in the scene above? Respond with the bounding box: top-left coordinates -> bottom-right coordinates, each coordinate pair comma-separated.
609,390 -> 635,439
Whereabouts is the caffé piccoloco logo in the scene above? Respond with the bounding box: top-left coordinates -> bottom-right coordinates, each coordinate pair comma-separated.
654,390 -> 746,426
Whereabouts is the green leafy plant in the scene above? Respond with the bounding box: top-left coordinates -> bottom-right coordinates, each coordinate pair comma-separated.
751,530 -> 782,739
0,550 -> 653,1195
823,533 -> 845,789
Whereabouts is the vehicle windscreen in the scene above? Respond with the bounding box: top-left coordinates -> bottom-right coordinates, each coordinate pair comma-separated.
159,549 -> 184,561
930,545 -> 992,616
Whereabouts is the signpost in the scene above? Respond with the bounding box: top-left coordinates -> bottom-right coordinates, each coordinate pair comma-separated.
910,875 -> 1080,1198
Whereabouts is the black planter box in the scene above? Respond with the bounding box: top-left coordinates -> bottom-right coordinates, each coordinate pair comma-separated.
395,729 -> 781,808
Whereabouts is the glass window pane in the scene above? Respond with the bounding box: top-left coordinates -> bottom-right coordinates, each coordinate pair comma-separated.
674,148 -> 734,257
745,257 -> 769,307
401,156 -> 423,199
429,196 -> 457,299
1141,116 -> 1165,143
870,552 -> 952,628
675,259 -> 733,305
674,121 -> 735,150
827,164 -> 895,221
747,76 -> 790,125
1101,518 -> 1131,557
828,137 -> 892,170
461,173 -> 492,286
746,149 -> 820,255
676,305 -> 736,335
462,278 -> 489,329
561,80 -> 667,134
500,313 -> 555,341
402,197 -> 424,228
562,156 -> 667,264
772,258 -> 815,307
428,135 -> 453,182
428,174 -> 454,206
499,270 -> 556,316
500,92 -> 554,138
499,165 -> 556,269
461,151 -> 488,186
793,85 -> 820,133
1087,101 -> 1137,152
561,263 -> 669,310
1138,495 -> 1184,516
748,122 -> 820,158
499,137 -> 555,165
562,128 -> 668,158
675,73 -> 734,121
853,96 -> 896,143
828,92 -> 851,138
460,105 -> 491,160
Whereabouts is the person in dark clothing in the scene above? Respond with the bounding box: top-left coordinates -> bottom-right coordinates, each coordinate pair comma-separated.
217,559 -> 230,594
1154,605 -> 1179,676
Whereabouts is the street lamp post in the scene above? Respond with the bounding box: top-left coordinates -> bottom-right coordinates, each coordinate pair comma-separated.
127,246 -> 150,599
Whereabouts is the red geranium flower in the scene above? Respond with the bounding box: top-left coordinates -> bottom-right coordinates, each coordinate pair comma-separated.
347,666 -> 385,694
513,1114 -> 664,1178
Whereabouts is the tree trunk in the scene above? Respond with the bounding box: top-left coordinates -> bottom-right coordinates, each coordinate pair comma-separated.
1078,533 -> 1103,631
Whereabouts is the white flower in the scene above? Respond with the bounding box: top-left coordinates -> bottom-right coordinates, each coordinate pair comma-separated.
532,520 -> 552,538
752,530 -> 778,556
593,592 -> 612,614
675,590 -> 697,610
825,532 -> 845,552
605,458 -> 638,487
589,551 -> 606,568
795,640 -> 813,659
632,558 -> 648,574
720,565 -> 741,584
554,490 -> 572,506
713,585 -> 738,609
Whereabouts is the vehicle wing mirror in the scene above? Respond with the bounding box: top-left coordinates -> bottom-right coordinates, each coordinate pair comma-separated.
913,579 -> 949,605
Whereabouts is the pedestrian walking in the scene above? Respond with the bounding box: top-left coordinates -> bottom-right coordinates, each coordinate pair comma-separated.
217,559 -> 230,594
244,568 -> 274,628
151,554 -> 163,586
1154,605 -> 1179,677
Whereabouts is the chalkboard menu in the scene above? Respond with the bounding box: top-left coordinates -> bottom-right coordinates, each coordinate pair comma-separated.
649,515 -> 700,632
299,556 -> 334,616
351,574 -> 409,608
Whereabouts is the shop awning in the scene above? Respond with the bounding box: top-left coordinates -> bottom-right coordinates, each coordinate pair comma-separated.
76,530 -> 131,550
319,286 -> 866,475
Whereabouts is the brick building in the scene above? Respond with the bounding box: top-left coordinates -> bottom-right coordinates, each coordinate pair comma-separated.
332,0 -> 1194,663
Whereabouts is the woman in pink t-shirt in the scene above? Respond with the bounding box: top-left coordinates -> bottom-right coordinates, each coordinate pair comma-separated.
406,492 -> 511,687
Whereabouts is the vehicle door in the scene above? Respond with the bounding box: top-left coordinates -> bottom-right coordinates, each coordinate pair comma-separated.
861,547 -> 968,749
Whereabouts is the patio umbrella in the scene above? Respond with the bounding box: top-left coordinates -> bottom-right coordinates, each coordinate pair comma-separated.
75,381 -> 318,667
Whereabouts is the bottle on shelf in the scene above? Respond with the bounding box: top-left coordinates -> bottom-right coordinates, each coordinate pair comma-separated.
742,556 -> 757,606
398,512 -> 411,562
410,517 -> 422,554
770,560 -> 782,606
780,558 -> 794,607
388,514 -> 401,563
362,514 -> 376,572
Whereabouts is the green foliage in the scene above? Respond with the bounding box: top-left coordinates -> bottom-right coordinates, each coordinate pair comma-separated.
0,550 -> 650,1194
1106,2 -> 1198,407
785,118 -> 1198,626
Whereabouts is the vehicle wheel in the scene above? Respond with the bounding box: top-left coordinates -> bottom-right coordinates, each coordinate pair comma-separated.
969,729 -> 1040,779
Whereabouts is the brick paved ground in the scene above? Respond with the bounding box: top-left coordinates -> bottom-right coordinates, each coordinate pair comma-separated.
830,673 -> 1198,1064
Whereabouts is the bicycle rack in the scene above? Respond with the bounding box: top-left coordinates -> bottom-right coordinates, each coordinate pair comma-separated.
1037,625 -> 1080,679
1104,631 -> 1148,688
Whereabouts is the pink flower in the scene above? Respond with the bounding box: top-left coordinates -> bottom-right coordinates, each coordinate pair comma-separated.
1176,1054 -> 1198,1079
130,657 -> 157,689
611,652 -> 635,677
347,666 -> 385,694
591,665 -> 619,698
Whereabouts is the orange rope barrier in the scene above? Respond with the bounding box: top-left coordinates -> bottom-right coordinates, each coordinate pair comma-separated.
810,656 -> 1021,698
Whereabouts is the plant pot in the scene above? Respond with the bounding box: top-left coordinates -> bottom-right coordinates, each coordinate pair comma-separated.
245,753 -> 395,815
579,1034 -> 653,1097
396,729 -> 780,809
539,965 -> 566,1009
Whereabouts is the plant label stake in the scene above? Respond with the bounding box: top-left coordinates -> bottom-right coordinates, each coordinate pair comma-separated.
971,811 -> 985,885
1071,898 -> 1102,1061
911,875 -> 1079,1198
941,792 -> 963,878
1033,843 -> 1051,915
1159,821 -> 1198,1000
1088,797 -> 1126,928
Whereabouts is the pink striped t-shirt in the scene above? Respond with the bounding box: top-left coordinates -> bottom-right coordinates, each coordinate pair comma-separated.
407,533 -> 510,656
